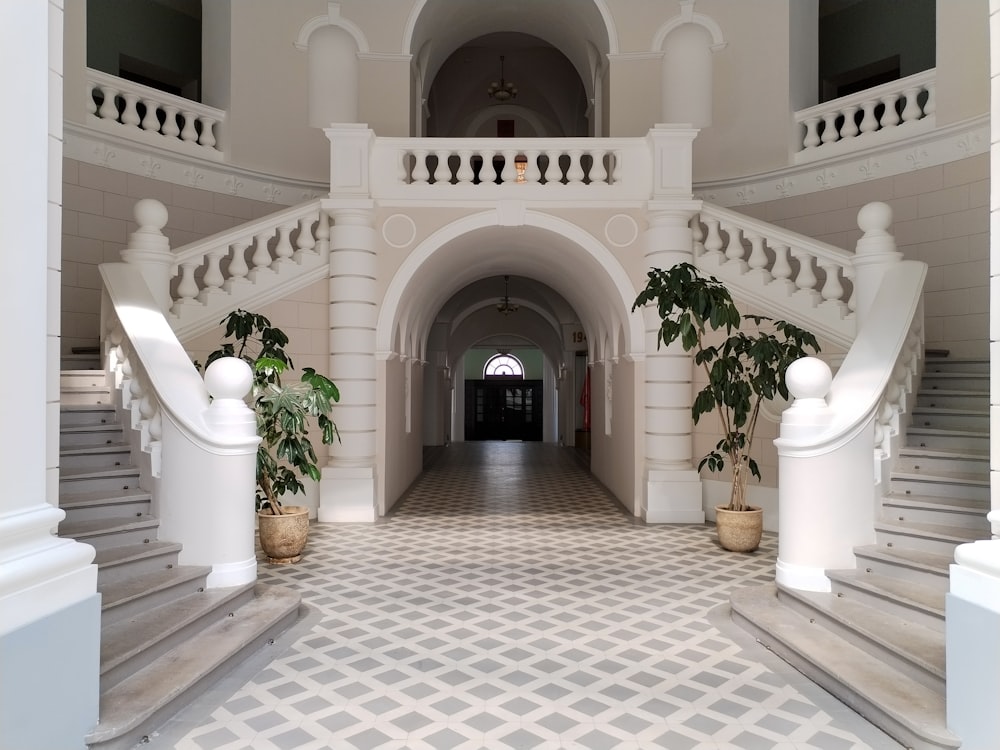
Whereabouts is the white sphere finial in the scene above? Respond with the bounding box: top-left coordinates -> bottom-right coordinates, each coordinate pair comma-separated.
786,356 -> 832,401
134,198 -> 169,232
205,357 -> 253,401
857,201 -> 892,236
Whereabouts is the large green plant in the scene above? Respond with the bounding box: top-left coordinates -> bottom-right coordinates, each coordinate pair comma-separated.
633,263 -> 820,511
205,310 -> 340,515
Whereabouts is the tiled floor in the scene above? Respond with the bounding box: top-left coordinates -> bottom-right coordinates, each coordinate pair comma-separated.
151,443 -> 903,749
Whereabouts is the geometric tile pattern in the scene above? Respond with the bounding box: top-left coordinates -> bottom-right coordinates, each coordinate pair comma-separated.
160,443 -> 903,749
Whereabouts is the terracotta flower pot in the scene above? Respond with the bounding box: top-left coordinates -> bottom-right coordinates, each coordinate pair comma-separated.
257,505 -> 309,564
715,505 -> 763,552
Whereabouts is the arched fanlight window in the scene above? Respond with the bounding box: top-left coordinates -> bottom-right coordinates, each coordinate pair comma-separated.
484,353 -> 524,378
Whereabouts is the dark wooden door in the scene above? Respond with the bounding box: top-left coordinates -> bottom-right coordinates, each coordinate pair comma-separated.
465,380 -> 543,441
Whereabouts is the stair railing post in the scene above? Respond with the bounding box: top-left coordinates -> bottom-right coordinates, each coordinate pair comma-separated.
774,357 -> 876,592
120,199 -> 174,313
851,202 -> 902,325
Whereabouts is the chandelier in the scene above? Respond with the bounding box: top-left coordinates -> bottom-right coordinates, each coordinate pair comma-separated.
487,56 -> 517,103
496,275 -> 519,315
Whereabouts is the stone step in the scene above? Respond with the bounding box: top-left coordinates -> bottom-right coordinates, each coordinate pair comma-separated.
890,469 -> 989,502
908,407 -> 988,431
826,569 -> 944,633
776,583 -> 945,692
100,565 -> 212,627
87,585 -> 302,750
882,494 -> 990,532
60,423 -> 125,448
918,372 -> 989,392
730,585 -> 960,750
915,389 -> 988,411
59,488 -> 152,524
853,544 -> 951,596
58,515 -> 159,552
93,542 -> 182,587
60,443 -> 133,471
905,426 -> 989,452
61,404 -> 118,427
61,386 -> 114,406
59,466 -> 142,495
61,370 -> 108,388
894,447 -> 988,476
875,519 -> 983,558
99,582 -> 257,691
922,357 -> 989,374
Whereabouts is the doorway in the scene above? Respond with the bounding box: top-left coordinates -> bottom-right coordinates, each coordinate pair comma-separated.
464,380 -> 543,441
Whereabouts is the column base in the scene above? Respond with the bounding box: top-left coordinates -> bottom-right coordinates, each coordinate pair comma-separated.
319,466 -> 377,522
207,556 -> 258,588
776,558 -> 832,592
644,468 -> 705,523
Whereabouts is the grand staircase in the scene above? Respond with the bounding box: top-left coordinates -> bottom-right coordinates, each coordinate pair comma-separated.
731,353 -> 990,750
58,369 -> 302,750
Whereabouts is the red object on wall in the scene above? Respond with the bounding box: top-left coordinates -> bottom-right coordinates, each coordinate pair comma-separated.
580,368 -> 591,432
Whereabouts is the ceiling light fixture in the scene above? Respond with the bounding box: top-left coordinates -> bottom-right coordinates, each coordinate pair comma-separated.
496,275 -> 519,315
487,56 -> 518,103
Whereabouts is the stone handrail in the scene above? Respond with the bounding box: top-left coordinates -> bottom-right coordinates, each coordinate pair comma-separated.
692,202 -> 856,348
794,68 -> 936,163
99,261 -> 260,588
120,198 -> 331,343
86,68 -> 225,159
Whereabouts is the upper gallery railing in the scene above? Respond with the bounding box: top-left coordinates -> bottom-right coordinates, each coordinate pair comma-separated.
86,68 -> 225,159
794,69 -> 936,163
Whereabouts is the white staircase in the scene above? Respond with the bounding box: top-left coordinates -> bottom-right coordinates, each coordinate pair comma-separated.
58,370 -> 302,750
732,353 -> 990,750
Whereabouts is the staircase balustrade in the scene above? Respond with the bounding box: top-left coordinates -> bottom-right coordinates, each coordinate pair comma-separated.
692,203 -> 857,348
86,68 -> 225,159
794,69 -> 936,163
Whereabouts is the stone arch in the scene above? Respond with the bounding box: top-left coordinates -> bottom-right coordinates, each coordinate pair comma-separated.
296,6 -> 369,127
653,4 -> 727,128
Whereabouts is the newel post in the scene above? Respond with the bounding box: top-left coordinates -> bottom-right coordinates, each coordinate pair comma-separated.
851,202 -> 901,324
774,357 -> 876,592
120,198 -> 174,313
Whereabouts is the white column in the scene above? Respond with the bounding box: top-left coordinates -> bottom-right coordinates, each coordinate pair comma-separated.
319,204 -> 378,522
641,206 -> 705,523
0,2 -> 100,748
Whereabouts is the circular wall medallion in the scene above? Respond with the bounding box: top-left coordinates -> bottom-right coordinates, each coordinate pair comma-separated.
605,214 -> 638,248
382,213 -> 417,248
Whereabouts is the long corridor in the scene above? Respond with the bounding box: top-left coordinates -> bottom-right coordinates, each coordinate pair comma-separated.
156,443 -> 901,749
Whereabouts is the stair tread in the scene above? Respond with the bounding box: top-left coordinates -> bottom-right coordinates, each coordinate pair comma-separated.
99,582 -> 259,675
59,488 -> 152,507
911,405 -> 987,416
826,569 -> 944,617
60,442 -> 131,456
100,565 -> 211,612
93,541 -> 182,568
780,585 -> 945,677
61,403 -> 116,412
730,584 -> 959,749
882,494 -> 988,515
906,426 -> 987,437
892,469 -> 989,485
876,518 -> 985,543
88,584 -> 301,746
61,423 -> 121,433
60,465 -> 140,480
854,544 -> 952,575
917,388 -> 988,397
898,446 -> 988,459
59,515 -> 158,539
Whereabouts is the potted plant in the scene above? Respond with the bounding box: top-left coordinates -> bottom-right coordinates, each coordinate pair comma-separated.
205,310 -> 340,563
633,262 -> 820,551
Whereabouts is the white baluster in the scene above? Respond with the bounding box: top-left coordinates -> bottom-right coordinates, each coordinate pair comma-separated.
162,105 -> 181,138
879,94 -> 900,128
197,250 -> 226,303
249,231 -> 273,280
294,215 -> 317,261
690,215 -> 705,257
817,259 -> 847,315
315,211 -> 330,255
769,243 -> 795,296
120,356 -> 136,409
500,150 -> 518,184
923,83 -> 936,116
540,150 -> 559,184
128,369 -> 143,424
456,150 -> 475,184
609,152 -> 621,184
821,112 -> 839,144
139,390 -> 157,451
140,99 -> 160,132
859,100 -> 879,133
121,93 -> 141,127
433,149 -> 451,185
479,150 -> 496,183
524,150 -> 542,184
273,223 -> 295,268
900,87 -> 922,122
86,82 -> 97,115
791,250 -> 821,305
198,117 -> 218,148
844,266 -> 856,314
702,218 -> 725,266
723,224 -> 748,271
179,111 -> 199,142
566,149 -> 585,184
222,239 -> 251,293
411,150 -> 430,184
398,151 -> 412,184
588,150 -> 608,184
746,233 -> 770,283
840,105 -> 859,139
98,85 -> 119,121
802,118 -> 821,149
172,262 -> 201,313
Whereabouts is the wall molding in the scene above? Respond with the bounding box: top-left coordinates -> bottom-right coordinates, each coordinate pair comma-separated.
694,115 -> 989,208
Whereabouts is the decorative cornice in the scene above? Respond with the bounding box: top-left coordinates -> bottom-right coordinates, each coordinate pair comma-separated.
64,122 -> 327,206
694,114 -> 989,208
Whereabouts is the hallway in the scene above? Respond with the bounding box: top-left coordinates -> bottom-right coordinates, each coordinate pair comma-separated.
155,443 -> 902,750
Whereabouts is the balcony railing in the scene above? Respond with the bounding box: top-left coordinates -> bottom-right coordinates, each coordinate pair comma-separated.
86,68 -> 225,159
794,69 -> 936,163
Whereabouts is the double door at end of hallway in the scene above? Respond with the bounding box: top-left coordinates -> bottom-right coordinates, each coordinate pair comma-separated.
465,380 -> 543,441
